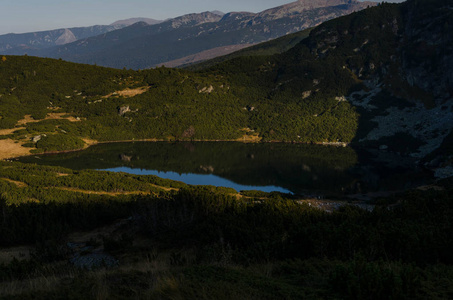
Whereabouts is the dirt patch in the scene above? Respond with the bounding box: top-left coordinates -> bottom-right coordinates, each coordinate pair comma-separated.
103,86 -> 150,99
0,127 -> 26,136
55,187 -> 152,196
82,138 -> 98,146
236,128 -> 262,143
0,178 -> 28,188
0,139 -> 32,159
16,113 -> 80,126
56,185 -> 176,195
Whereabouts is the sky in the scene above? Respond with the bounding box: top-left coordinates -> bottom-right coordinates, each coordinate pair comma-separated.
0,0 -> 406,35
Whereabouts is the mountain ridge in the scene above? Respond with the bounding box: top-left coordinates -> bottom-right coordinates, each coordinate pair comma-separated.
0,24 -> 128,53
110,17 -> 163,26
2,0 -> 377,69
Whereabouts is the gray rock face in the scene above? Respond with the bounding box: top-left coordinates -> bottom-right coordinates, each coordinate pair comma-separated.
118,106 -> 131,116
31,135 -> 42,143
55,29 -> 77,45
169,12 -> 222,29
295,0 -> 453,165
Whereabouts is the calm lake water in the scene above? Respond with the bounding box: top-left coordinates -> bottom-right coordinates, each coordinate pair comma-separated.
17,142 -> 431,195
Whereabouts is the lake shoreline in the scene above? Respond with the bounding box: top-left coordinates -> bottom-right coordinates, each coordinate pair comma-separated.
2,137 -> 351,161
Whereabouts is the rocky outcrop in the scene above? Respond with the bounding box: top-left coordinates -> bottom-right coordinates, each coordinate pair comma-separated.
199,86 -> 214,93
55,29 -> 77,45
338,0 -> 453,163
302,90 -> 312,99
31,135 -> 42,143
400,1 -> 453,101
118,105 -> 131,116
169,12 -> 223,29
258,0 -> 376,20
290,0 -> 453,166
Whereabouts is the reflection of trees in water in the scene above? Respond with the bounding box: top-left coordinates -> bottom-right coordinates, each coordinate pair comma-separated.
17,142 -> 429,194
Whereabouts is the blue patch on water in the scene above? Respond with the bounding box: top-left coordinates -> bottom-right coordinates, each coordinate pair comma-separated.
100,166 -> 292,194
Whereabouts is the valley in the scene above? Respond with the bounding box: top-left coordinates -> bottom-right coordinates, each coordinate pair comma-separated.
0,0 -> 452,298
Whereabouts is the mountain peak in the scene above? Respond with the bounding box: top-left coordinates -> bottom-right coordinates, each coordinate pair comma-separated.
110,18 -> 163,26
259,0 -> 374,19
210,10 -> 225,17
169,11 -> 223,29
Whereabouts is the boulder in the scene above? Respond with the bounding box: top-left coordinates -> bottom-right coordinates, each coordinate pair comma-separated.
118,105 -> 131,116
32,135 -> 42,143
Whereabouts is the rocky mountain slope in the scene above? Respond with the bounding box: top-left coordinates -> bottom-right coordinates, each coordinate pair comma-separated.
0,24 -> 128,54
17,0 -> 376,69
268,0 -> 453,175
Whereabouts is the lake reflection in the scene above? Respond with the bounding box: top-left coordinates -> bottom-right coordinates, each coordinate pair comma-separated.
17,141 -> 430,195
103,166 -> 292,193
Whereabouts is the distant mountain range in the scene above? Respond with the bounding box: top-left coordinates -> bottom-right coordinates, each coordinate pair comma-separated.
0,0 -> 376,69
0,25 -> 128,53
0,16 -> 171,54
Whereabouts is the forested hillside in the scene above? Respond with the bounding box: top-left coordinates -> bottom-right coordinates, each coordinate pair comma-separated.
0,51 -> 358,155
0,160 -> 452,298
1,0 -> 452,169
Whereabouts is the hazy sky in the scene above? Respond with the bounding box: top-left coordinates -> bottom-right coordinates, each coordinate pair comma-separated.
0,0 -> 406,35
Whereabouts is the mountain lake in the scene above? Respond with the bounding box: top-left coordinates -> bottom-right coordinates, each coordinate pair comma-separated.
16,141 -> 433,197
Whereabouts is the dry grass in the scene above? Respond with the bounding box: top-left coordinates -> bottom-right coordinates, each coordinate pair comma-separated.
0,127 -> 26,135
55,187 -> 151,196
0,177 -> 28,187
0,139 -> 32,159
54,185 -> 178,195
16,113 -> 80,126
0,113 -> 84,160
82,138 -> 98,146
236,128 -> 262,143
56,173 -> 70,177
103,86 -> 150,99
